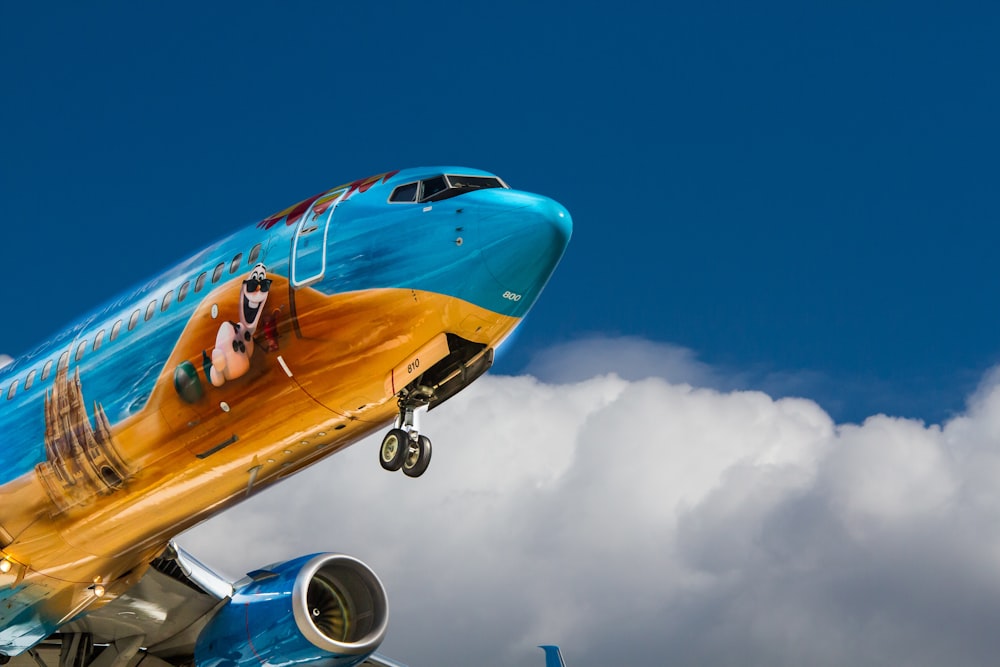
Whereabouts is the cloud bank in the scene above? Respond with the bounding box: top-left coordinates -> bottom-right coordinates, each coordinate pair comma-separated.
183,338 -> 1000,667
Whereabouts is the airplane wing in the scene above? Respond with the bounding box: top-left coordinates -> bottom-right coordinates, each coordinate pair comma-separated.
8,543 -> 405,667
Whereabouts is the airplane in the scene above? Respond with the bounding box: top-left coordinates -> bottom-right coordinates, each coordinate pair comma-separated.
0,167 -> 571,667
539,646 -> 567,667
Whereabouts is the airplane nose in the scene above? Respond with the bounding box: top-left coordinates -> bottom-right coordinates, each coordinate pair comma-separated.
479,193 -> 572,312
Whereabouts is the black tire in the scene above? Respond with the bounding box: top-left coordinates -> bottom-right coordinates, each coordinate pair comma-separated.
402,435 -> 432,478
379,429 -> 409,471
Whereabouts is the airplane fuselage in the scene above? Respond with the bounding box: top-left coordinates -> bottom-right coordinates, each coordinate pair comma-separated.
0,167 -> 571,656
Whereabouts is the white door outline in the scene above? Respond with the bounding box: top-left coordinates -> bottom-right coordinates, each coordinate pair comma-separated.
290,189 -> 346,288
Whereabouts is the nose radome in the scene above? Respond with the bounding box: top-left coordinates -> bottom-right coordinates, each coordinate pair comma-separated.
546,199 -> 573,252
536,196 -> 573,250
480,193 -> 573,304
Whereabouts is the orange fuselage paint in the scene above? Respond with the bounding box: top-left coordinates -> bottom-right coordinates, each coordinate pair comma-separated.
0,279 -> 516,629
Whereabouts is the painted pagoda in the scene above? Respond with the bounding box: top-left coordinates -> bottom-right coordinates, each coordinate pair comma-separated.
35,367 -> 134,513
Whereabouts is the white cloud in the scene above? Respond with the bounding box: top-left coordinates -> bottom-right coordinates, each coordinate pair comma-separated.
182,338 -> 1000,667
525,335 -> 721,387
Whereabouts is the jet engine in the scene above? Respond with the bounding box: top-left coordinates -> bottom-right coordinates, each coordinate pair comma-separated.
194,553 -> 388,667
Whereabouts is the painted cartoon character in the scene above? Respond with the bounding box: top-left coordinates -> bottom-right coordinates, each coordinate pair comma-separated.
209,263 -> 271,387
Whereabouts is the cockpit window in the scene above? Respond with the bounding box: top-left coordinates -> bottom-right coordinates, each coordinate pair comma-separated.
389,182 -> 419,203
390,174 -> 508,205
421,174 -> 506,203
446,175 -> 505,191
421,176 -> 449,201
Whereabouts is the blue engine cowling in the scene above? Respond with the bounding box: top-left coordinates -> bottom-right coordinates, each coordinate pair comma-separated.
194,553 -> 389,667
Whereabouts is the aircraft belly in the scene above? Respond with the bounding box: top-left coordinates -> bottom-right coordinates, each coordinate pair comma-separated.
284,287 -> 515,422
0,280 -> 516,655
8,284 -> 513,556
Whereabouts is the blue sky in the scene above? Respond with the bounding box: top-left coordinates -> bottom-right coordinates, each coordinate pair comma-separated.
7,4 -> 1000,667
4,3 -> 999,423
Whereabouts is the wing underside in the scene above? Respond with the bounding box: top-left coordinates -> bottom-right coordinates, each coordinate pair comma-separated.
6,544 -> 406,667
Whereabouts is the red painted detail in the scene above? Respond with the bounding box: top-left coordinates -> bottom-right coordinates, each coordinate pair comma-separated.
290,193 -> 325,228
260,310 -> 280,352
244,603 -> 269,666
285,193 -> 325,227
345,176 -> 377,197
256,191 -> 324,230
256,171 -> 399,229
311,191 -> 343,217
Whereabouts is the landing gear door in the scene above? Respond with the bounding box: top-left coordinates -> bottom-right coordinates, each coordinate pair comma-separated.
290,188 -> 346,288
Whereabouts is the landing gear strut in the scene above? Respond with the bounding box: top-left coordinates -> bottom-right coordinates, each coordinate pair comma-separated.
377,336 -> 495,477
379,395 -> 432,478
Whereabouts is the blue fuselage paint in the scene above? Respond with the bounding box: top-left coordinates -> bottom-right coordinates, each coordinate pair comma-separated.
0,167 -> 571,485
0,167 -> 571,658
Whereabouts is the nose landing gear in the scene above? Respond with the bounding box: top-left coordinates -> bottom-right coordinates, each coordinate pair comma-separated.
378,429 -> 409,471
379,398 -> 432,478
377,335 -> 494,478
402,434 -> 432,478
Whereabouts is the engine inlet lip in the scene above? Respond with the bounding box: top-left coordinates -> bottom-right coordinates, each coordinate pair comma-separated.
291,553 -> 389,655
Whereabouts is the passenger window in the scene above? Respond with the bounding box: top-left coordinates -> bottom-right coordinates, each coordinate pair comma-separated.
128,310 -> 140,331
249,243 -> 262,265
230,254 -> 243,274
75,340 -> 87,362
57,351 -> 69,372
178,281 -> 191,302
24,370 -> 36,391
94,329 -> 105,351
110,320 -> 123,341
41,360 -> 53,380
145,300 -> 157,322
161,290 -> 173,312
195,272 -> 207,292
6,380 -> 17,400
212,263 -> 225,283
390,182 -> 419,203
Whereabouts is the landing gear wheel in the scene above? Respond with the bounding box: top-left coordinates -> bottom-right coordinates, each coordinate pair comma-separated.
402,435 -> 432,478
379,429 -> 409,471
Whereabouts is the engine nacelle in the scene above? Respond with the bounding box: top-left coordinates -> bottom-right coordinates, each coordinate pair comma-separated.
194,554 -> 388,667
